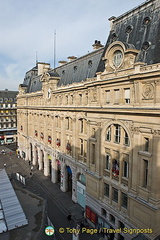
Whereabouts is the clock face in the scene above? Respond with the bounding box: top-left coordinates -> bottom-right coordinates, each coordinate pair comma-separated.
113,50 -> 123,67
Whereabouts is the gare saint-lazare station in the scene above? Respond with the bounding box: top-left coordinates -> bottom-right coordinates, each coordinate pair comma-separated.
17,1 -> 160,239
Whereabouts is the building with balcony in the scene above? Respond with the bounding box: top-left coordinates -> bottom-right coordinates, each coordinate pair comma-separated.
17,1 -> 160,239
0,89 -> 18,145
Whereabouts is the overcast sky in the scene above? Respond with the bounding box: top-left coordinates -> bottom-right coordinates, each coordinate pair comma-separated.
0,0 -> 144,91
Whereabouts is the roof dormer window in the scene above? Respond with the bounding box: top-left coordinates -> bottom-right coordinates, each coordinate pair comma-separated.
143,17 -> 151,26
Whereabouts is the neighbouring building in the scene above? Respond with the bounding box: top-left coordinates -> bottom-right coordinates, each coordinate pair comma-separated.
17,0 -> 160,239
0,89 -> 18,145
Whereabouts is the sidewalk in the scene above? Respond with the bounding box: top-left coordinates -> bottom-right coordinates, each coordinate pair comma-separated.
0,145 -> 101,240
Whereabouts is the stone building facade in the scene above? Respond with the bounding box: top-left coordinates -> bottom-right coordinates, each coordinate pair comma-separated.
17,1 -> 160,239
0,89 -> 18,144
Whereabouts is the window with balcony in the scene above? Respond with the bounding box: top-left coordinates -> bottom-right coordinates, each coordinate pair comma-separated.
112,159 -> 119,176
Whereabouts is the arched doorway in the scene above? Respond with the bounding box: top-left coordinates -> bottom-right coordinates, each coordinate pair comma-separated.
77,173 -> 86,208
56,160 -> 61,184
48,154 -> 52,179
66,166 -> 72,193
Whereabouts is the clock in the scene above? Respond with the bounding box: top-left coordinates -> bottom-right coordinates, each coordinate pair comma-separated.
113,50 -> 123,68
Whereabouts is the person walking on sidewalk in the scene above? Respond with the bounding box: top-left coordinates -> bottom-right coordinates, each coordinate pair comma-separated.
67,213 -> 72,224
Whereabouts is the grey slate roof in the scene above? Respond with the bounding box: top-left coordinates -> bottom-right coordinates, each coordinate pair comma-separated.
24,47 -> 104,93
97,0 -> 160,72
54,48 -> 104,87
0,90 -> 18,103
22,0 -> 160,93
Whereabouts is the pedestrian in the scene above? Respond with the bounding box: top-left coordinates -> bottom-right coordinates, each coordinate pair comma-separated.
67,213 -> 72,223
3,163 -> 6,168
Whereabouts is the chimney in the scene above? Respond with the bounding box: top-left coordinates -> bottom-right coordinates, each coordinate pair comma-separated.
92,40 -> 104,50
67,56 -> 77,62
108,16 -> 116,30
58,60 -> 68,66
37,62 -> 50,75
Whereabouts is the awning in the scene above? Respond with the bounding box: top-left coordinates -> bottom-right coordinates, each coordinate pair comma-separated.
0,169 -> 28,231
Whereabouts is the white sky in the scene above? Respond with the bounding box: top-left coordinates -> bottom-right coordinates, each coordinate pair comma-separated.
0,0 -> 144,90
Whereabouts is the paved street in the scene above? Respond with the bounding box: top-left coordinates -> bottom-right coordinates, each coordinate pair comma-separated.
0,144 -> 101,240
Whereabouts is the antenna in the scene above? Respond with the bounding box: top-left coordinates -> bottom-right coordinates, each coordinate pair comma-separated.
53,30 -> 56,69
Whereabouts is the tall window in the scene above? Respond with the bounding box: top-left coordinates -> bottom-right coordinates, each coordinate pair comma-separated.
124,131 -> 130,146
123,156 -> 129,178
91,144 -> 95,164
121,193 -> 128,209
114,89 -> 120,104
144,137 -> 149,152
112,159 -> 119,176
80,119 -> 83,133
114,124 -> 121,143
106,127 -> 111,141
84,140 -> 87,159
106,90 -> 110,104
143,160 -> 148,187
80,139 -> 83,155
124,88 -> 130,104
66,117 -> 69,130
112,188 -> 118,203
105,153 -> 111,170
104,183 -> 109,197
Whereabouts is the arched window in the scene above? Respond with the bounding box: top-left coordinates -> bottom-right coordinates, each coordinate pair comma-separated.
105,124 -> 130,147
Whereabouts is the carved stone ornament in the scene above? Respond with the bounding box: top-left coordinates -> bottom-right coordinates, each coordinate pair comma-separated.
41,72 -> 49,82
130,126 -> 140,133
151,129 -> 160,135
142,83 -> 154,99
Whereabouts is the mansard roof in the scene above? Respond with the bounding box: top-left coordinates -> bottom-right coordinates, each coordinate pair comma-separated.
0,90 -> 18,101
53,47 -> 104,87
24,47 -> 104,93
22,0 -> 160,93
97,0 -> 160,72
